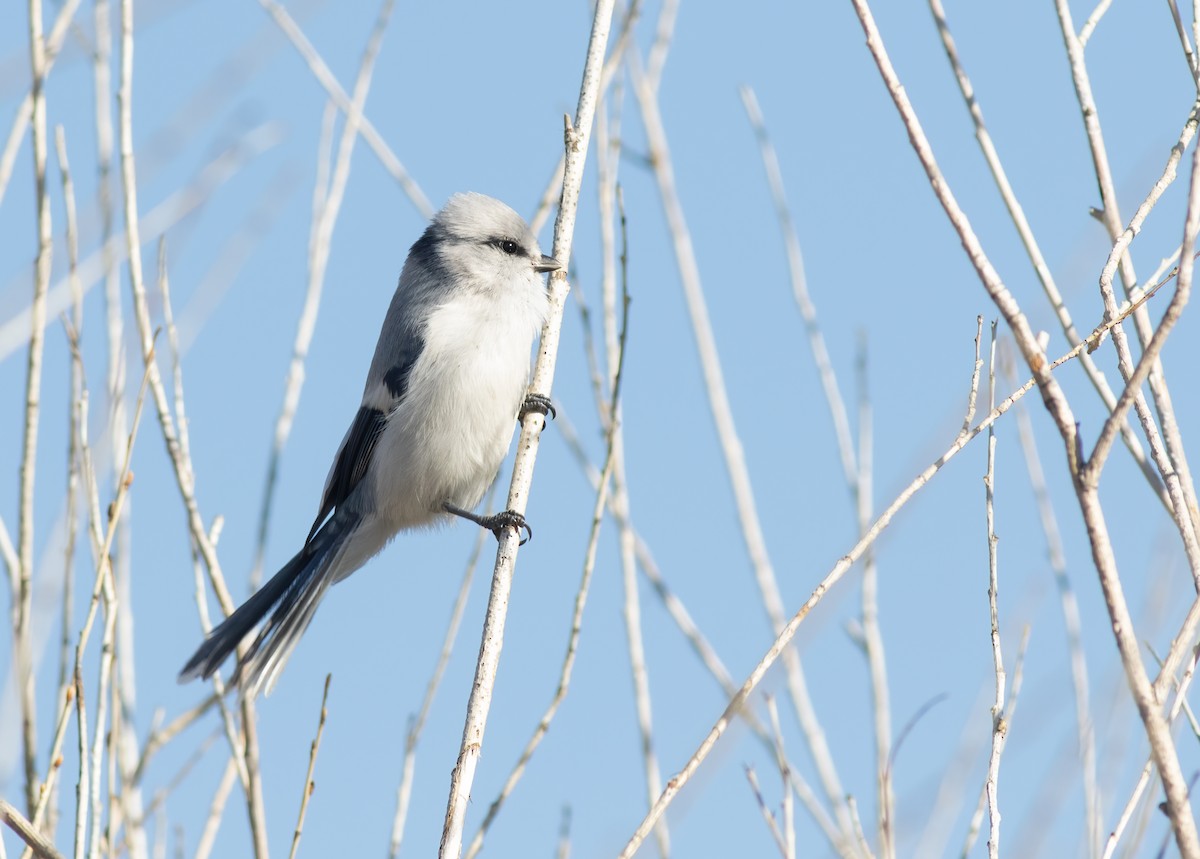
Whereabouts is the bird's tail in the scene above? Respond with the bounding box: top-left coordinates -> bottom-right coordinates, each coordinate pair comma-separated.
178,512 -> 357,697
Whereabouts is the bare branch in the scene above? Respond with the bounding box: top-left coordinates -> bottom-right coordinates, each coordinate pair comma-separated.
288,676 -> 331,859
438,3 -> 617,855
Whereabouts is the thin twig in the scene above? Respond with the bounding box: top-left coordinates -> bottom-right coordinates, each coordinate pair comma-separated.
609,186 -> 667,855
53,122 -> 84,844
0,0 -> 83,207
1006,344 -> 1099,853
73,667 -> 87,859
961,628 -> 1031,858
739,85 -> 857,489
765,699 -> 796,859
745,766 -> 789,858
130,694 -> 220,786
194,756 -> 239,859
983,321 -> 1004,859
17,0 -> 54,815
288,675 -> 331,859
853,334 -> 892,859
1077,0 -> 1113,44
0,124 -> 283,364
255,0 -> 432,217
1165,0 -> 1200,86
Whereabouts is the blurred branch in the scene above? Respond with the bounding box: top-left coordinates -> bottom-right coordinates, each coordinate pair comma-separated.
194,756 -> 239,859
288,675 -> 331,859
1,799 -> 64,859
256,0 -> 432,217
1006,347 -> 1098,852
983,322 -> 1004,859
0,0 -> 82,207
0,124 -> 284,363
745,766 -> 790,859
16,0 -> 55,816
631,44 -> 858,855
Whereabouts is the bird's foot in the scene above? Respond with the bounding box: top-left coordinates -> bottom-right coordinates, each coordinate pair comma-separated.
519,393 -> 556,427
443,503 -> 532,545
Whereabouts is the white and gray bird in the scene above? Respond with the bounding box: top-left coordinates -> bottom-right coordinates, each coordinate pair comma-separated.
180,193 -> 561,696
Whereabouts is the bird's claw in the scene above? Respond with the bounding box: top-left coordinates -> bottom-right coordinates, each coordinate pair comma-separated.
520,393 -> 556,427
484,509 -> 532,545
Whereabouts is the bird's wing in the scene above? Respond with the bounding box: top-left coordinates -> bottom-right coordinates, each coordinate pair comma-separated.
304,336 -> 423,545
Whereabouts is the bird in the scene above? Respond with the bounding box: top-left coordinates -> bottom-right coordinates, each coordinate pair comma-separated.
179,192 -> 562,697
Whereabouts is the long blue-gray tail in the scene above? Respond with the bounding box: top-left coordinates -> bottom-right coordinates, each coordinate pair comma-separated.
179,512 -> 356,696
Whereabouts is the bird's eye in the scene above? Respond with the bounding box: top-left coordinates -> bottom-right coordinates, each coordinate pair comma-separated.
494,239 -> 521,256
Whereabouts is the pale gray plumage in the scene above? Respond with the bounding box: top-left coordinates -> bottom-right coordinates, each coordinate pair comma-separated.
180,193 -> 560,697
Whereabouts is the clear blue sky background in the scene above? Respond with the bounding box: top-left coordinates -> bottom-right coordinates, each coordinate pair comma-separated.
2,1 -> 1199,857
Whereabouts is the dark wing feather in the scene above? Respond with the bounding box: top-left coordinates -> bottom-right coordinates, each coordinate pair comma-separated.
304,339 -> 424,546
306,407 -> 387,544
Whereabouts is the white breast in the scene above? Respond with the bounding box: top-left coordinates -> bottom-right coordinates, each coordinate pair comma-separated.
372,283 -> 546,528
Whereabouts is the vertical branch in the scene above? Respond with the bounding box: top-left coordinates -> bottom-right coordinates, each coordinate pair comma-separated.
73,667 -> 88,859
194,757 -> 239,859
605,157 -> 667,854
738,85 -> 857,488
982,321 -> 1004,859
18,0 -> 54,816
55,124 -> 83,844
0,0 -> 82,207
288,676 -> 331,859
856,336 -> 891,859
1007,354 -> 1099,854
92,6 -> 135,705
744,766 -> 790,858
437,3 -> 616,854
961,628 -> 1030,858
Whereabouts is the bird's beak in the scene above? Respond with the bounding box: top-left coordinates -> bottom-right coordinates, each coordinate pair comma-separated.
533,254 -> 563,273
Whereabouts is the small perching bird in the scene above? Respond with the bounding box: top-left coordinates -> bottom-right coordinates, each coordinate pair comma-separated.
179,193 -> 562,697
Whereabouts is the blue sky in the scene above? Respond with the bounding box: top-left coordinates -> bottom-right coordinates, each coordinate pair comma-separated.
2,1 -> 1199,857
